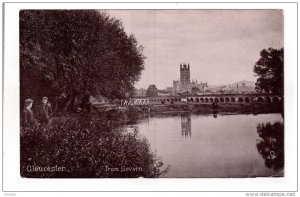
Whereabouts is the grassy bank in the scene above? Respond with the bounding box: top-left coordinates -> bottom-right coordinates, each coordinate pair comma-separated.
20,110 -> 166,178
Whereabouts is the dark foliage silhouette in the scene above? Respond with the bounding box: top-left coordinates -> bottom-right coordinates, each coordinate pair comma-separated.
256,122 -> 284,171
254,48 -> 283,94
20,10 -> 145,111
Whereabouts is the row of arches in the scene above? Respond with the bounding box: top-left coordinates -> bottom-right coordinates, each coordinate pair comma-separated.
149,98 -> 182,102
123,96 -> 282,106
186,96 -> 281,103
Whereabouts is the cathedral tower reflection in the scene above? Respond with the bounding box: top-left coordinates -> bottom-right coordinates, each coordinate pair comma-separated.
181,113 -> 191,138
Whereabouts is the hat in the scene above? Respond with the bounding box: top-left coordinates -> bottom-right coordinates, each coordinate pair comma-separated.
42,97 -> 48,101
24,99 -> 33,107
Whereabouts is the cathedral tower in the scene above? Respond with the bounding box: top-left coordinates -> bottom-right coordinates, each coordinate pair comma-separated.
180,63 -> 190,84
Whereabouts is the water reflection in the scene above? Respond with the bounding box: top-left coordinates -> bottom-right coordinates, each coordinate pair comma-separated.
213,110 -> 218,118
181,114 -> 191,138
256,122 -> 284,171
181,112 -> 218,138
133,113 -> 283,177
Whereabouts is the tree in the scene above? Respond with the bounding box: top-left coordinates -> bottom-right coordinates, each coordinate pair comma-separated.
191,87 -> 200,95
20,10 -> 145,112
253,48 -> 283,95
146,85 -> 159,97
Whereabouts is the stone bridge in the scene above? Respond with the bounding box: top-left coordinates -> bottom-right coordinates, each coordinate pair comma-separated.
121,94 -> 283,106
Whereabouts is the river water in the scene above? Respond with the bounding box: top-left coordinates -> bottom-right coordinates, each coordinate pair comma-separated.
125,113 -> 284,178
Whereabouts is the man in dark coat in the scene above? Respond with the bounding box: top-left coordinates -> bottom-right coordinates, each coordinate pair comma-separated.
22,99 -> 36,127
36,97 -> 53,125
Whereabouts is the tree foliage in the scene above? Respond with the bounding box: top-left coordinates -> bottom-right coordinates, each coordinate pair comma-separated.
191,87 -> 200,95
253,48 -> 283,94
146,85 -> 159,97
20,10 -> 145,110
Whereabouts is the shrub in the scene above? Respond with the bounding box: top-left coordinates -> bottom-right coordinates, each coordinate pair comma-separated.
20,113 -> 164,178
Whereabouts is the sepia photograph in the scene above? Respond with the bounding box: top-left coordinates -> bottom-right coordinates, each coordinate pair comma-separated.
19,9 -> 284,179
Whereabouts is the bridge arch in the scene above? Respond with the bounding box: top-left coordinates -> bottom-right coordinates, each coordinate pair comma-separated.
231,97 -> 236,102
209,98 -> 214,103
220,98 -> 224,103
205,98 -> 209,103
238,97 -> 244,103
265,96 -> 271,103
200,98 -> 204,103
214,98 -> 219,103
245,97 -> 250,103
225,97 -> 230,103
257,96 -> 264,102
195,98 -> 200,103
272,96 -> 280,103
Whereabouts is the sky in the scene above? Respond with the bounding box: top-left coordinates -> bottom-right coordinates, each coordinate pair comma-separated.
106,10 -> 283,90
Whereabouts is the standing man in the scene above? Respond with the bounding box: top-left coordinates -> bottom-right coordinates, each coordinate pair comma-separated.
22,99 -> 36,127
36,97 -> 53,125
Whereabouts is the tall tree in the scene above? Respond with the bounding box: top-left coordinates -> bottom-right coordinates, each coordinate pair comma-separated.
20,10 -> 145,111
253,48 -> 283,95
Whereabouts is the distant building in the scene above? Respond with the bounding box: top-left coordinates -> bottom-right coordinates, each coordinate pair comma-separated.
158,91 -> 171,96
134,88 -> 147,97
165,87 -> 174,95
206,82 -> 256,94
173,80 -> 180,94
173,63 -> 208,95
158,87 -> 174,96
